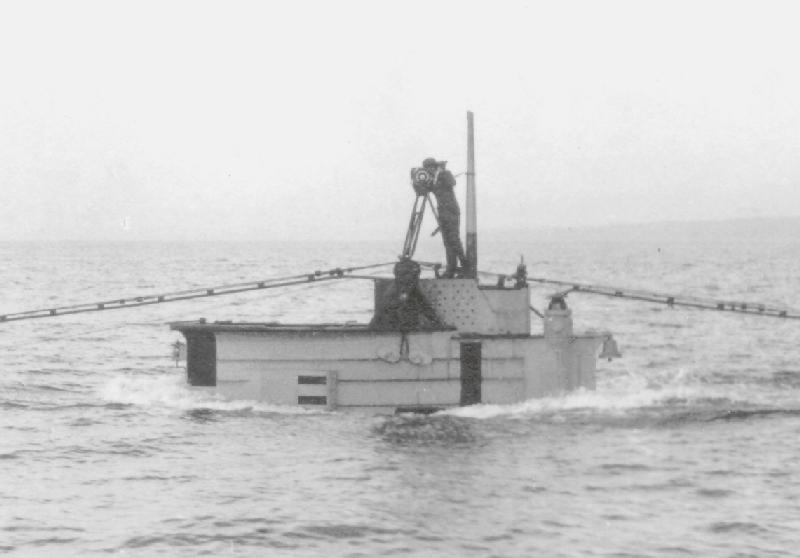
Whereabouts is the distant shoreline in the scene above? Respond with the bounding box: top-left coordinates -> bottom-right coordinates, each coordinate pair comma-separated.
3,216 -> 800,243
483,216 -> 800,243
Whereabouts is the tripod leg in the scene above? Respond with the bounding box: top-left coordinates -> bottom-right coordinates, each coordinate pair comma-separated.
402,195 -> 428,259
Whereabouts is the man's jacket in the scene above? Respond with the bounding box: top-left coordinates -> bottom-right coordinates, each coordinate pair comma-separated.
430,170 -> 459,216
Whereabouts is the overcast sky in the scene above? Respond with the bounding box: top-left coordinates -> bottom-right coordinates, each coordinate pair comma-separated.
1,0 -> 798,241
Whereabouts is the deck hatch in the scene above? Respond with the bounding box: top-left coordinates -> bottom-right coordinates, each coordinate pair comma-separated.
186,332 -> 216,386
297,375 -> 327,385
298,395 -> 328,405
460,341 -> 482,405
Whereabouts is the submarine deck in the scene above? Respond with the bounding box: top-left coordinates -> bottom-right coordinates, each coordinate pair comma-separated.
169,320 -> 605,340
170,321 -> 455,334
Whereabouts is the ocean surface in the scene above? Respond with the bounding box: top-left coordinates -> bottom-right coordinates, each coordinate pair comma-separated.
2,238 -> 800,557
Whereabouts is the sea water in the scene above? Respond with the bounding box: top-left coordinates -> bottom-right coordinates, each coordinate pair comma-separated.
2,238 -> 800,557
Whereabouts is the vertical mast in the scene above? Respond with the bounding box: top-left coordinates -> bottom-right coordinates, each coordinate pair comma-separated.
465,111 -> 478,278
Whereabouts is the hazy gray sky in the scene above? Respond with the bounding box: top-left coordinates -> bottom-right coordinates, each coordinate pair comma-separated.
1,0 -> 798,241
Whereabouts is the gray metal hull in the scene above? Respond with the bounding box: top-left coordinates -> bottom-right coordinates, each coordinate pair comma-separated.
171,322 -> 604,414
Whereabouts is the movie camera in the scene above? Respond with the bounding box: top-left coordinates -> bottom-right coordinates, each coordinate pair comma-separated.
409,161 -> 446,196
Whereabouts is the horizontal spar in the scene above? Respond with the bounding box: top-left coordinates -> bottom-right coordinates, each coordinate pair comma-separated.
481,270 -> 800,321
0,262 -> 403,324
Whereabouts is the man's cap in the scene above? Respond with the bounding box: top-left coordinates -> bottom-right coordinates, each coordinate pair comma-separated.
422,157 -> 437,168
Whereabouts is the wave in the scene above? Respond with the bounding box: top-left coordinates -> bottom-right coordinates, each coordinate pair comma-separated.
441,369 -> 800,423
97,373 -> 318,415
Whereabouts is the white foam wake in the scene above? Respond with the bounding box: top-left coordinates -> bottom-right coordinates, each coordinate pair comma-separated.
442,370 -> 799,420
98,372 -> 316,414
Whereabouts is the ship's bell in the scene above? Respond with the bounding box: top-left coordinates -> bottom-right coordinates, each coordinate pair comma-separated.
599,336 -> 622,361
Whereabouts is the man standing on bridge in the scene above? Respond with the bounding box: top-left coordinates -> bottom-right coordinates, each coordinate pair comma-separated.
422,157 -> 468,278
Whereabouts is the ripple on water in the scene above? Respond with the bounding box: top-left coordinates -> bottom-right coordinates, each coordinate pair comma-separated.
771,370 -> 800,387
118,522 -> 417,554
696,488 -> 735,498
599,463 -> 652,474
0,402 -> 29,410
654,546 -> 694,555
295,523 -> 412,540
708,408 -> 800,422
24,537 -> 81,546
708,521 -> 770,536
120,533 -> 298,552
